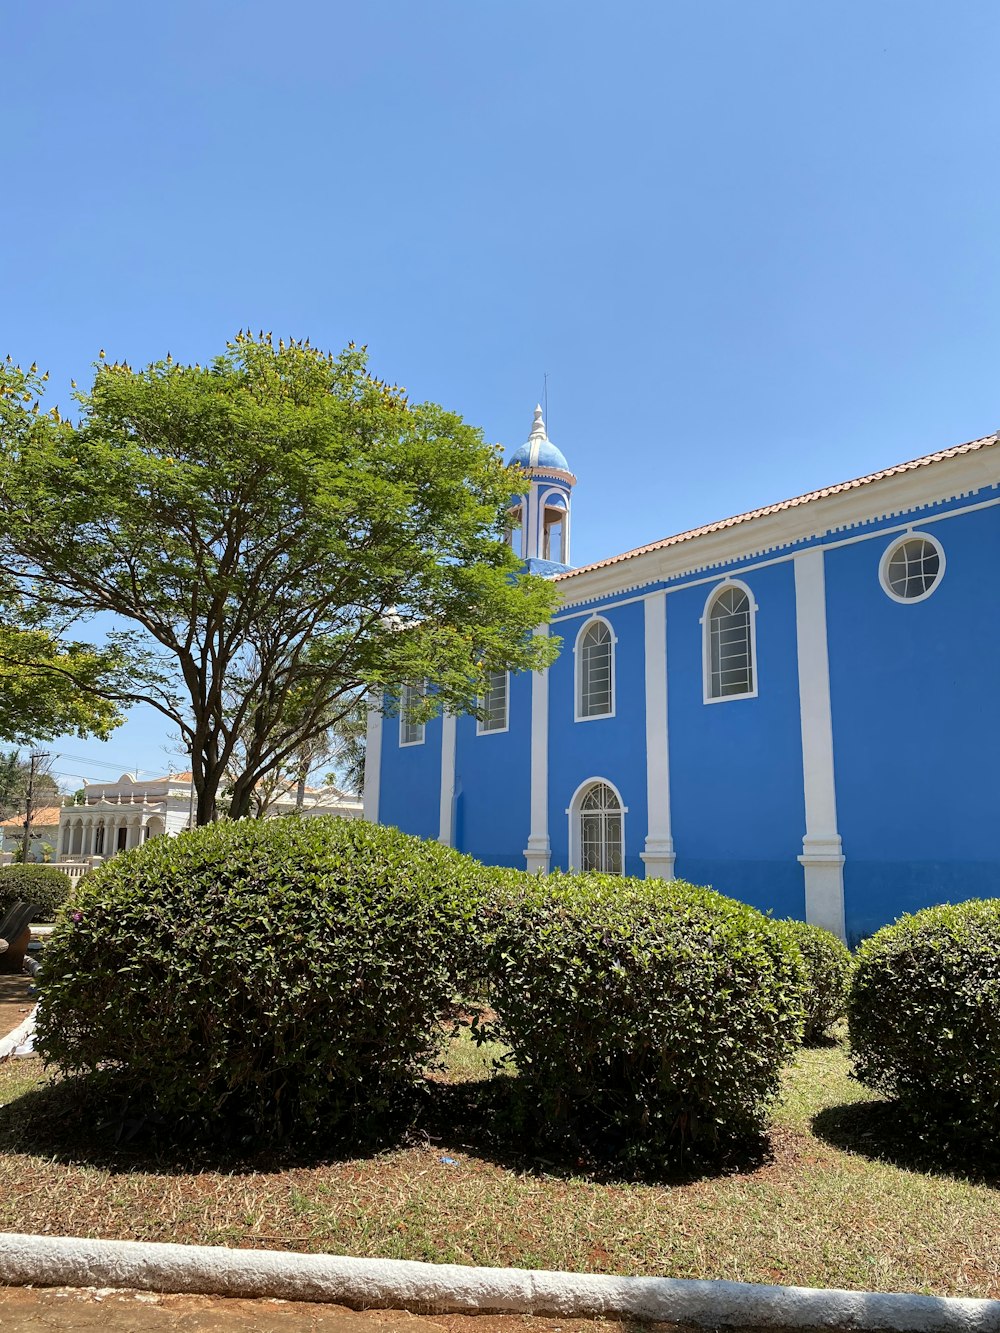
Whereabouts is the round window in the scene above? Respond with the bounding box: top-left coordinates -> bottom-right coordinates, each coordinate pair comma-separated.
880,534 -> 945,603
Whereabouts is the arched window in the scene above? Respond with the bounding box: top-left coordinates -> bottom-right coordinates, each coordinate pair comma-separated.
575,617 -> 615,720
704,581 -> 756,701
569,780 -> 625,874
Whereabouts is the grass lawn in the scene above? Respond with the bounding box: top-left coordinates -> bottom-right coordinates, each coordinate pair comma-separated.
0,1033 -> 997,1299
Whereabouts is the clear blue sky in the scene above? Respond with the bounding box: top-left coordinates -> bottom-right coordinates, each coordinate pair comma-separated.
4,1 -> 999,787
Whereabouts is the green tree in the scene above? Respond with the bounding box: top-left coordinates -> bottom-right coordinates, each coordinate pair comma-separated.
0,337 -> 560,823
0,750 -> 60,820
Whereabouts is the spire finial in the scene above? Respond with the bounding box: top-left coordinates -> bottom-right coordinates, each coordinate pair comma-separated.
530,403 -> 546,439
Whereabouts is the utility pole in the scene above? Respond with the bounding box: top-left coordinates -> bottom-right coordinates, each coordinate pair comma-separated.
21,750 -> 51,864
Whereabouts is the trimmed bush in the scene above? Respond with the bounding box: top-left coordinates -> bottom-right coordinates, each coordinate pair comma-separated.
780,919 -> 853,1043
36,817 -> 490,1145
483,874 -> 805,1166
0,863 -> 72,922
849,899 -> 1000,1152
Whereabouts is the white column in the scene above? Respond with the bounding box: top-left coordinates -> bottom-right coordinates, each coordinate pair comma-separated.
362,696 -> 383,823
438,712 -> 457,846
640,591 -> 676,879
523,624 -> 551,873
794,549 -> 846,941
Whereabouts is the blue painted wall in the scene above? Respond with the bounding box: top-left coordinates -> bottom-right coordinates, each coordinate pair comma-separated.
666,561 -> 807,919
826,507 -> 1000,943
377,703 -> 442,841
453,669 -> 532,867
546,599 -> 649,876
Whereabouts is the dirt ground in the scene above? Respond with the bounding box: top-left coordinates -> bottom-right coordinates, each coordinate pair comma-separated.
0,974 -> 34,1041
0,1289 -> 738,1333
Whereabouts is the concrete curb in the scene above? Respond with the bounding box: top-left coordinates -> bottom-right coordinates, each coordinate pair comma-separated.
0,1007 -> 36,1062
1,1234 -> 998,1330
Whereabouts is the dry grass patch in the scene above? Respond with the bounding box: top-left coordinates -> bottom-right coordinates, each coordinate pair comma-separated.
0,1038 -> 998,1298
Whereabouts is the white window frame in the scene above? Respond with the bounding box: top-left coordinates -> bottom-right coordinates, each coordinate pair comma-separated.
477,670 -> 510,735
566,777 -> 628,874
701,578 -> 759,704
574,615 -> 617,722
879,530 -> 946,604
398,681 -> 426,747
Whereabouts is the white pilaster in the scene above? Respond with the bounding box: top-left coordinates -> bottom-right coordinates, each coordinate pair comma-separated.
641,591 -> 676,879
362,698 -> 383,823
794,548 -> 846,941
524,624 -> 551,873
438,712 -> 457,846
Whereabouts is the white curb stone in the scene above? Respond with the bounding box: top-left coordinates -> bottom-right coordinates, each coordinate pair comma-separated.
0,1234 -> 998,1331
0,1007 -> 37,1062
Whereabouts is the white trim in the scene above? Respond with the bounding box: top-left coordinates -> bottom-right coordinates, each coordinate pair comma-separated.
700,578 -> 759,704
573,615 -> 617,722
878,529 -> 946,604
0,1233 -> 997,1330
362,699 -> 382,822
641,592 -> 675,879
566,776 -> 628,874
476,671 -> 510,735
438,712 -> 456,846
553,442 -> 1000,608
550,491 -> 1000,625
523,625 -> 551,874
794,549 -> 846,942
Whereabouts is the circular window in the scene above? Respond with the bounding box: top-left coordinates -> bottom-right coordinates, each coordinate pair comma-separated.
880,534 -> 945,603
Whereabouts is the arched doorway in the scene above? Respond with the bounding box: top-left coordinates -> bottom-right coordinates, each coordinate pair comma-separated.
568,779 -> 625,875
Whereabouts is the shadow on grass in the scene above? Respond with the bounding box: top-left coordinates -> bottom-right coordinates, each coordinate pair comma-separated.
0,1066 -> 774,1186
812,1099 -> 1000,1188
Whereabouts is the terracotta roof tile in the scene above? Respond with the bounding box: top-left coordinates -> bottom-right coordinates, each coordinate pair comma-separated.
555,431 -> 1000,582
1,805 -> 62,830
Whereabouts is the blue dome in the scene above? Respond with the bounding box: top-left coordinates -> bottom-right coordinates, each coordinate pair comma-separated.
509,405 -> 571,474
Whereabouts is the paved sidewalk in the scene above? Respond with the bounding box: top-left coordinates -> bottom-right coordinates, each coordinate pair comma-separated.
0,1289 -> 650,1333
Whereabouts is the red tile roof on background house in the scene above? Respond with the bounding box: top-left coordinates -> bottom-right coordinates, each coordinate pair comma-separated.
0,806 -> 62,831
555,431 -> 1000,582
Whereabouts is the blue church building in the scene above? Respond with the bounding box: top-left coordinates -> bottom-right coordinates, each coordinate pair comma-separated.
365,407 -> 1000,944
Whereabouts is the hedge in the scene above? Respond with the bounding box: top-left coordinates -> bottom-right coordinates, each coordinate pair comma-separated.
780,919 -> 853,1043
0,863 -> 72,922
849,898 -> 1000,1152
36,817 -> 490,1145
482,873 -> 805,1166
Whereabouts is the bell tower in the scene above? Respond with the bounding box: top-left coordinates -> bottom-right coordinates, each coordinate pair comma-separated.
507,405 -> 576,574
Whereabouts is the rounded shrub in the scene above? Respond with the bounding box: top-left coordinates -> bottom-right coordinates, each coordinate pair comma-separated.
36,817 -> 490,1145
849,898 -> 1000,1151
780,919 -> 853,1043
0,863 -> 72,922
483,874 -> 805,1166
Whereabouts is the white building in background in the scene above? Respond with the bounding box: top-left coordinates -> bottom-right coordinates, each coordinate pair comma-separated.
57,770 -> 362,863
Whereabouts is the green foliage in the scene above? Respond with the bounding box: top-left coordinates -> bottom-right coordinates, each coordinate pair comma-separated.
0,751 -> 59,821
35,817 -> 491,1145
0,863 -> 72,921
849,899 -> 1000,1154
780,919 -> 853,1043
0,603 -> 121,747
0,342 -> 559,823
482,874 -> 805,1166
